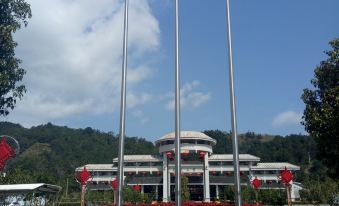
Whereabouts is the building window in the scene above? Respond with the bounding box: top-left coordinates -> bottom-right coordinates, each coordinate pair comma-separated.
138,162 -> 149,167
162,140 -> 174,145
209,161 -> 220,166
124,162 -> 136,167
221,161 -> 233,166
181,140 -> 195,144
197,140 -> 206,145
267,170 -> 277,174
150,162 -> 162,166
253,170 -> 264,175
239,161 -> 248,166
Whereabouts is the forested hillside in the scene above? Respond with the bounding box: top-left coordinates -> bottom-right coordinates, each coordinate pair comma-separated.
0,122 -> 328,193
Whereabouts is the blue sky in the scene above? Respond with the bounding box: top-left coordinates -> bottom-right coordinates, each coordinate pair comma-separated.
4,0 -> 339,141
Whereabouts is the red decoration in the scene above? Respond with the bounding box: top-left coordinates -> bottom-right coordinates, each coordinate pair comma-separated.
76,167 -> 91,185
280,167 -> 293,185
132,185 -> 141,191
189,172 -> 193,176
252,176 -> 261,189
211,171 -> 217,175
0,137 -> 16,171
181,150 -> 189,156
199,151 -> 205,159
267,180 -> 273,185
157,171 -> 161,176
166,151 -> 173,158
128,172 -> 133,176
111,178 -> 118,190
240,171 -> 245,176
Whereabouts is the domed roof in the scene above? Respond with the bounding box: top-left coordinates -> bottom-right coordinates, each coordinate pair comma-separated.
155,131 -> 216,145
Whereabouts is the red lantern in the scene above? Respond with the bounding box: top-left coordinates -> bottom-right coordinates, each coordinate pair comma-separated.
171,172 -> 175,176
128,172 -> 133,176
111,178 -> 118,190
267,180 -> 273,185
252,176 -> 261,189
76,167 -> 91,185
211,171 -> 217,175
157,171 -> 161,176
142,171 -> 147,176
189,172 -> 193,176
199,151 -> 205,159
240,171 -> 245,176
133,185 -> 141,192
280,167 -> 293,185
166,152 -> 173,158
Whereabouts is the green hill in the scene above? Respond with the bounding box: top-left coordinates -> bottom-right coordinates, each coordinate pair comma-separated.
0,122 -> 327,193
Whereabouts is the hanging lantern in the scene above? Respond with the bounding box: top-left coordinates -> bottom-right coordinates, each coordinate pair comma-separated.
225,172 -> 231,176
171,172 -> 175,176
197,172 -> 202,176
128,172 -> 133,176
111,178 -> 118,190
211,171 -> 217,175
279,167 -> 293,185
240,171 -> 245,176
267,180 -> 273,185
76,167 -> 91,185
133,185 -> 141,192
251,176 -> 261,189
166,151 -> 173,159
189,172 -> 193,176
199,151 -> 205,159
142,171 -> 147,176
156,171 -> 161,176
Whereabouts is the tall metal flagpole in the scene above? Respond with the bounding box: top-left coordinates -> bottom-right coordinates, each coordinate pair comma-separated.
117,0 -> 129,205
174,0 -> 182,205
225,0 -> 242,206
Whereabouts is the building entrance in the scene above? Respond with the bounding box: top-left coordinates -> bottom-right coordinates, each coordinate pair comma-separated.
189,185 -> 204,201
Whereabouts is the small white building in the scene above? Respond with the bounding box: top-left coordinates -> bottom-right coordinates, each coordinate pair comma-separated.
0,183 -> 61,206
76,131 -> 301,202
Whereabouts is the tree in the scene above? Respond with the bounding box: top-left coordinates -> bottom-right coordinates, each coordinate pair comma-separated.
301,39 -> 339,179
0,0 -> 31,116
181,176 -> 190,201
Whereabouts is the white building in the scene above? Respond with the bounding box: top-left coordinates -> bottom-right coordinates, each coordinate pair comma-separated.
76,131 -> 301,202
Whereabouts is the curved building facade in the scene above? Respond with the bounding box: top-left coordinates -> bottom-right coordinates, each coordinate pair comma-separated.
76,131 -> 301,202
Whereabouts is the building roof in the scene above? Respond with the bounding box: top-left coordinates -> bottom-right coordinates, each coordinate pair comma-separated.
113,155 -> 162,162
76,164 -> 115,171
0,183 -> 61,193
155,131 -> 217,145
209,154 -> 260,161
251,162 -> 300,170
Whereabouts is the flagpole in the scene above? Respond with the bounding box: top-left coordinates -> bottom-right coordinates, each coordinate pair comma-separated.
174,0 -> 182,205
117,0 -> 129,206
225,0 -> 242,206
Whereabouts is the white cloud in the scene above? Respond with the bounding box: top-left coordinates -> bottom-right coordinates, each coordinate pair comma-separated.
132,110 -> 149,124
272,111 -> 302,127
164,80 -> 211,110
5,0 -> 160,126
